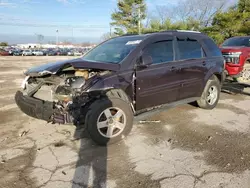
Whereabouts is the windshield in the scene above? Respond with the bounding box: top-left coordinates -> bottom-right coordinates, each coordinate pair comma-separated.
82,35 -> 146,63
222,37 -> 250,47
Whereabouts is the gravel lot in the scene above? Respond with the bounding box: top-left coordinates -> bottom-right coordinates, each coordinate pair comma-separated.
1,56 -> 250,188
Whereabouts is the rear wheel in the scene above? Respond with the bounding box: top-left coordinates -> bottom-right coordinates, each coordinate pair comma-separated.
85,90 -> 133,146
197,76 -> 221,109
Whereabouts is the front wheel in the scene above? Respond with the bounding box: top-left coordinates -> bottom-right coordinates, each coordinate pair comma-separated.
197,76 -> 221,109
85,96 -> 133,146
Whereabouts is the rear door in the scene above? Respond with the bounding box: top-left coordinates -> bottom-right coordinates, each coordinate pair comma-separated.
136,37 -> 181,111
175,36 -> 209,99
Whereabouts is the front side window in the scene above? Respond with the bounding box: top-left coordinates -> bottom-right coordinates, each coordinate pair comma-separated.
143,40 -> 174,64
82,36 -> 146,64
177,39 -> 203,60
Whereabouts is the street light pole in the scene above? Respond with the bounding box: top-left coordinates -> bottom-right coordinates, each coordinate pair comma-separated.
56,29 -> 59,45
71,27 -> 74,44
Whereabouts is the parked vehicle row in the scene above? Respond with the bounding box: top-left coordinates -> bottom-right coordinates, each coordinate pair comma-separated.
0,48 -> 91,56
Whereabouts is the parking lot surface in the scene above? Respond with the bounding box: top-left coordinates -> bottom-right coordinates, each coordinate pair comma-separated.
0,56 -> 250,188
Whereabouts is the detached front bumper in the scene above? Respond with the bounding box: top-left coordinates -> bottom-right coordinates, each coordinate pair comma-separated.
15,91 -> 53,121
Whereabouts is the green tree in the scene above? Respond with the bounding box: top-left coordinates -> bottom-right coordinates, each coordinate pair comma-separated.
143,17 -> 201,34
238,0 -> 250,12
238,0 -> 250,34
203,8 -> 243,44
203,0 -> 250,44
0,42 -> 8,46
111,0 -> 146,35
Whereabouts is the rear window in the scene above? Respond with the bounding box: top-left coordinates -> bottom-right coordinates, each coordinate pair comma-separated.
203,38 -> 222,57
177,39 -> 203,59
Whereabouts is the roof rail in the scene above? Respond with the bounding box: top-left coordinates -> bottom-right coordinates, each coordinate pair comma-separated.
160,30 -> 201,33
121,34 -> 137,36
176,30 -> 201,33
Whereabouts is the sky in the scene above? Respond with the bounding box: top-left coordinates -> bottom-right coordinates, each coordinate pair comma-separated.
0,0 -> 238,43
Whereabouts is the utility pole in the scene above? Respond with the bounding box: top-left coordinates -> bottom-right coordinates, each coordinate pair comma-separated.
138,4 -> 141,35
132,3 -> 141,35
110,24 -> 112,38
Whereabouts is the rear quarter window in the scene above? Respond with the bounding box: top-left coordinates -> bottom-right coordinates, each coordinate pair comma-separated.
202,38 -> 222,57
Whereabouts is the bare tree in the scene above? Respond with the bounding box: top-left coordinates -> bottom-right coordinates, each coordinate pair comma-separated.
154,0 -> 228,27
100,32 -> 117,42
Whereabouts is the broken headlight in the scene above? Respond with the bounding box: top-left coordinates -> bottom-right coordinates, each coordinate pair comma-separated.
66,77 -> 86,89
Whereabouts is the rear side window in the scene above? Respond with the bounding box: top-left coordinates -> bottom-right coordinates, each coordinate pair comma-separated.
203,38 -> 222,57
177,39 -> 203,59
144,40 -> 174,64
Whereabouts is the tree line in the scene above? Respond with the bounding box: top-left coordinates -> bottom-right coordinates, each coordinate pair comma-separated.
107,0 -> 250,44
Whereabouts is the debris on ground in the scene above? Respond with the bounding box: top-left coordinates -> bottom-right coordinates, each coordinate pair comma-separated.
206,136 -> 212,142
54,141 -> 65,147
62,171 -> 66,175
167,138 -> 172,143
19,130 -> 30,137
139,120 -> 161,124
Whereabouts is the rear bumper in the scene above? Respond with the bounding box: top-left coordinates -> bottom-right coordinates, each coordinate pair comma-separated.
15,91 -> 53,121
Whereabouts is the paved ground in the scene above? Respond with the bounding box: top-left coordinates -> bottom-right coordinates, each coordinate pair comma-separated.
1,56 -> 250,188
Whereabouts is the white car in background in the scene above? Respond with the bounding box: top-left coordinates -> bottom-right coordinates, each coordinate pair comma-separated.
22,50 -> 33,56
73,51 -> 82,56
67,51 -> 74,56
32,50 -> 44,56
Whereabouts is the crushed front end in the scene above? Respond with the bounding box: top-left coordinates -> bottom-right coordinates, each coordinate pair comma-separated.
15,66 -> 111,125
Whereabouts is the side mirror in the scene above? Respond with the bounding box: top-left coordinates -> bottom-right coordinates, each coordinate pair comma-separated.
137,53 -> 152,68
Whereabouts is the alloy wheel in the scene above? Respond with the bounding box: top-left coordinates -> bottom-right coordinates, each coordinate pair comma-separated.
97,107 -> 126,138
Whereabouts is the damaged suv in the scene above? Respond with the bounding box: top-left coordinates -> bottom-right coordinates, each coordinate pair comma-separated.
15,30 -> 225,145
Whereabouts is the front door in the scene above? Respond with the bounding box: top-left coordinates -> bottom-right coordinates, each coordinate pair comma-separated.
136,39 -> 181,111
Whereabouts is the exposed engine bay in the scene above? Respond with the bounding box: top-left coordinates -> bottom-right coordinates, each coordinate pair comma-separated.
21,67 -> 111,125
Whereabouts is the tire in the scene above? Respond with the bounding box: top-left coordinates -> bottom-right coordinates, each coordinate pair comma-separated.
197,76 -> 221,110
85,91 -> 133,146
236,61 -> 250,84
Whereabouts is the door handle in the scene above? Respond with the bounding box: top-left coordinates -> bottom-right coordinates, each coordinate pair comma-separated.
170,67 -> 182,72
202,62 -> 206,66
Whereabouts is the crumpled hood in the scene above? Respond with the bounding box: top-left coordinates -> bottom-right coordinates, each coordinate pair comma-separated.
25,58 -> 120,76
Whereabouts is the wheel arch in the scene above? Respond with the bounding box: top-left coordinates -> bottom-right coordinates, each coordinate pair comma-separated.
86,88 -> 135,113
205,68 -> 223,84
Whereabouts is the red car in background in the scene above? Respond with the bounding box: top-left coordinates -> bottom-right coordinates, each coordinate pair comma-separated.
0,49 -> 9,56
220,36 -> 250,84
